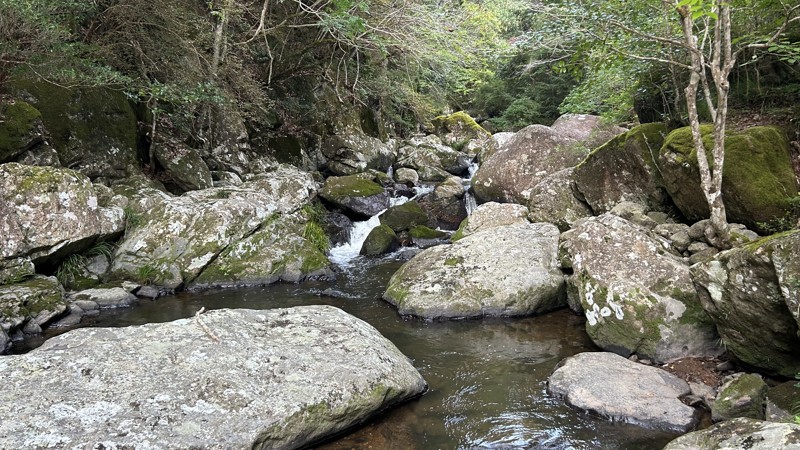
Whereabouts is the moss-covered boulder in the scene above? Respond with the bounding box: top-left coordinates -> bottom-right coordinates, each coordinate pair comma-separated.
430,111 -> 490,148
0,163 -> 125,266
190,212 -> 331,289
562,213 -> 722,363
766,381 -> 800,423
11,81 -> 138,179
154,134 -> 213,193
395,135 -> 472,176
451,202 -> 528,241
574,123 -> 670,214
690,230 -> 800,377
659,126 -> 798,233
319,174 -> 389,218
527,168 -> 593,231
111,165 -> 318,290
711,373 -> 768,422
383,223 -> 565,319
379,201 -> 429,232
0,275 -> 66,349
0,101 -> 47,163
418,176 -> 467,230
662,418 -> 800,450
360,224 -> 399,257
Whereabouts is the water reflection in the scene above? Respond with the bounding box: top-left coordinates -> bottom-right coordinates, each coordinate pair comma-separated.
38,256 -> 678,449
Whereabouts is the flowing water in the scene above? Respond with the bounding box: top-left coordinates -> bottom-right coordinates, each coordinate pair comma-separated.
44,254 -> 679,449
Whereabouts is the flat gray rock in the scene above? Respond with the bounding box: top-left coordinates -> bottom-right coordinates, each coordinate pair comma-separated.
547,352 -> 697,432
662,417 -> 800,449
0,306 -> 426,449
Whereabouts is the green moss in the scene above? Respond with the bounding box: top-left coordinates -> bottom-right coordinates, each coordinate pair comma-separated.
360,224 -> 398,256
444,256 -> 463,266
451,218 -> 469,242
385,281 -> 410,305
0,101 -> 42,160
321,175 -> 384,199
303,221 -> 330,254
0,275 -> 65,321
409,225 -> 448,239
431,111 -> 490,137
379,201 -> 429,232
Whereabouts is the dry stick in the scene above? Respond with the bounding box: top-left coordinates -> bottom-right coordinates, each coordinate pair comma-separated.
195,307 -> 221,343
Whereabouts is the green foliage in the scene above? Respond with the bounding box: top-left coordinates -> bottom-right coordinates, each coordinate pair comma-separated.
758,196 -> 800,234
55,253 -> 89,286
123,206 -> 142,231
303,221 -> 330,254
135,264 -> 161,285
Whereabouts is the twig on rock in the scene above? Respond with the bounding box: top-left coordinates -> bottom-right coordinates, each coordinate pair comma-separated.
195,307 -> 221,343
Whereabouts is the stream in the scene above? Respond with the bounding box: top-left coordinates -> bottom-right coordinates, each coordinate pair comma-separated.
33,254 -> 680,449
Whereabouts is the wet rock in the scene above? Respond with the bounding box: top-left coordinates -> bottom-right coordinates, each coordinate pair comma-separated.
573,123 -> 668,214
0,306 -> 427,449
68,287 -> 137,309
452,202 -> 528,241
547,352 -> 697,432
0,275 -> 66,344
395,167 -> 419,185
562,214 -> 722,363
662,417 -> 800,450
418,176 -> 466,230
659,126 -> 798,233
135,285 -> 161,299
112,165 -> 318,290
379,201 -> 429,232
766,381 -> 800,423
360,224 -> 400,257
526,168 -> 593,231
384,223 -> 565,319
322,212 -> 353,246
1,163 -> 125,266
409,226 -> 449,248
690,230 -> 800,376
320,174 -> 389,218
711,373 -> 768,421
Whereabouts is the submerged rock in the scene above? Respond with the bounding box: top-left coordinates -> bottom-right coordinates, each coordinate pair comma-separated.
690,230 -> 800,377
0,306 -> 427,449
547,352 -> 697,432
662,417 -> 800,450
384,223 -> 565,319
562,214 -> 721,362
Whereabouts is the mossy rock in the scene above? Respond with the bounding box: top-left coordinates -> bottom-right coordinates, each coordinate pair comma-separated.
0,101 -> 44,162
712,374 -> 768,421
659,125 -> 798,233
10,80 -> 138,179
766,381 -> 800,423
574,123 -> 670,213
360,225 -> 399,257
0,275 -> 66,330
319,175 -> 388,218
430,111 -> 490,147
379,201 -> 429,232
409,225 -> 447,239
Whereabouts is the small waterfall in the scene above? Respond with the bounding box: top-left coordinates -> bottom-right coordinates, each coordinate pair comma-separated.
462,160 -> 479,216
464,192 -> 477,216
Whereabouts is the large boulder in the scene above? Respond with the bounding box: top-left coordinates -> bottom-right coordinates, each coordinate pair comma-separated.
0,306 -> 427,449
690,230 -> 800,377
550,114 -> 627,150
0,163 -> 125,266
319,174 -> 389,218
0,100 -> 50,163
527,168 -> 593,231
360,224 -> 400,257
379,201 -> 429,232
190,211 -> 331,289
394,135 -> 472,176
322,126 -> 395,175
153,134 -> 213,193
573,123 -> 670,214
562,214 -> 721,362
547,352 -> 697,432
472,125 -> 586,204
662,418 -> 800,450
451,201 -> 529,241
11,81 -> 138,179
383,223 -> 565,319
0,275 -> 66,343
111,166 -> 318,290
430,111 -> 490,147
711,373 -> 768,422
659,126 -> 798,233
